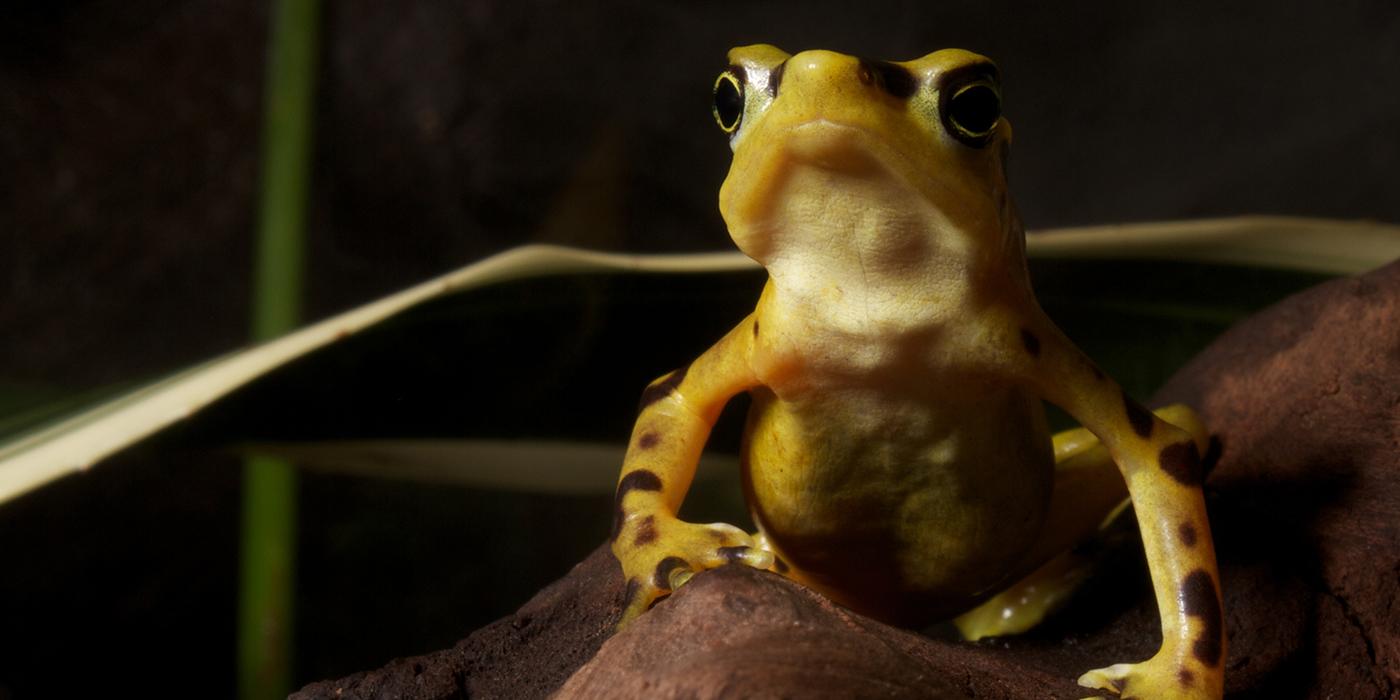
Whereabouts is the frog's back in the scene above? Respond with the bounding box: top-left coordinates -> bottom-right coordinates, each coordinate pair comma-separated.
743,369 -> 1054,623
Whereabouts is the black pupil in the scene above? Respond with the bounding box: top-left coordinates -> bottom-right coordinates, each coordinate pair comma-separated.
714,76 -> 743,130
950,84 -> 1000,135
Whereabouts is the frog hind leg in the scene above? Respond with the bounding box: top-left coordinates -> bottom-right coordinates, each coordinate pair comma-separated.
953,546 -> 1098,640
954,404 -> 1208,640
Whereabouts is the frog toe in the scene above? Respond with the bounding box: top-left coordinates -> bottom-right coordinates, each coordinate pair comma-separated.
714,544 -> 776,570
1077,655 -> 1218,699
693,522 -> 775,570
704,522 -> 750,540
619,577 -> 655,626
617,555 -> 695,628
1076,663 -> 1133,697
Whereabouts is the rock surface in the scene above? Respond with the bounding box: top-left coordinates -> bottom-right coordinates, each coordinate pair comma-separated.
294,260 -> 1400,699
290,546 -> 622,699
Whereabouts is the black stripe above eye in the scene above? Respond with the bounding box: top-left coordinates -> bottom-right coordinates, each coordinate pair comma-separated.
767,59 -> 787,97
858,58 -> 918,99
933,61 -> 1000,93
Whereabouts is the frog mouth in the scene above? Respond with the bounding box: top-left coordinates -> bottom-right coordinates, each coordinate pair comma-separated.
780,119 -> 916,179
719,117 -> 956,261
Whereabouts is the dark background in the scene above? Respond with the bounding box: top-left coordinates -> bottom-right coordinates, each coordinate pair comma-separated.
1,1 -> 1397,697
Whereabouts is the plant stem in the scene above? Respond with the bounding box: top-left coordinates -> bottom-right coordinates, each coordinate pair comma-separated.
239,0 -> 319,698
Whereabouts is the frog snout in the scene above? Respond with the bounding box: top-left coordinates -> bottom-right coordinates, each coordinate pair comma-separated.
780,50 -> 920,103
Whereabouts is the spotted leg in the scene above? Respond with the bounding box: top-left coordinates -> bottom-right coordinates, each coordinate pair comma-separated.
610,314 -> 773,628
1016,323 -> 1225,700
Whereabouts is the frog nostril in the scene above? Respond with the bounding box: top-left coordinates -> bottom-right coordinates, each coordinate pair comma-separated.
857,58 -> 919,100
857,62 -> 876,86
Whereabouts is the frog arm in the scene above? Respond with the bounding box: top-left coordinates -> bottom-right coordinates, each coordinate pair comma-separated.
610,314 -> 769,626
1016,322 -> 1224,699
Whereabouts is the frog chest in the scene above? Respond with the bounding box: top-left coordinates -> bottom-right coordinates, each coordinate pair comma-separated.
744,378 -> 1053,521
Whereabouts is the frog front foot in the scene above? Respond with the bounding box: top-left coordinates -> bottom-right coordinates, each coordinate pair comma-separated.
612,516 -> 775,627
1077,650 -> 1221,700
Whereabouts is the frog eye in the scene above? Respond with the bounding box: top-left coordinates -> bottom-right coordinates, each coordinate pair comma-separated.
712,70 -> 745,134
943,80 -> 1001,147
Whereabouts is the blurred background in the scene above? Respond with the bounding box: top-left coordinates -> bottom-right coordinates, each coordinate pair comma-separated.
1,1 -> 1397,697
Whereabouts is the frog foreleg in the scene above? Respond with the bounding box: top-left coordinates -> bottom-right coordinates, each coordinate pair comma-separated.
610,316 -> 772,627
1021,326 -> 1225,700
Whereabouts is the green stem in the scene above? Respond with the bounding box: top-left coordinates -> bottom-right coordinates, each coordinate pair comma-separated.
239,1 -> 319,698
238,456 -> 299,698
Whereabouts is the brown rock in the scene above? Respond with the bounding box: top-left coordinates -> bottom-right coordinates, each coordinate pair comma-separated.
551,543 -> 1160,700
557,563 -> 984,699
296,258 -> 1400,699
290,549 -> 621,699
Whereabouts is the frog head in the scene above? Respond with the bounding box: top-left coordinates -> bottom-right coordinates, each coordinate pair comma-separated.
714,45 -> 1025,302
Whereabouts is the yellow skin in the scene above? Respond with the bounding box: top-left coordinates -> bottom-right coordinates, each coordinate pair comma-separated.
610,45 -> 1225,699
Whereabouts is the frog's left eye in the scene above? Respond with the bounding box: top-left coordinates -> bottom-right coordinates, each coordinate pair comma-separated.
943,80 -> 1002,147
712,70 -> 745,134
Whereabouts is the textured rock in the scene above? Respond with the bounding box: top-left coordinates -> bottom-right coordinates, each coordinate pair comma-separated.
556,563 -> 987,699
295,258 -> 1400,700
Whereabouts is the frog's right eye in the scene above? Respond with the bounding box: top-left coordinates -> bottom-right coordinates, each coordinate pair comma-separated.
945,81 -> 1001,144
712,70 -> 745,134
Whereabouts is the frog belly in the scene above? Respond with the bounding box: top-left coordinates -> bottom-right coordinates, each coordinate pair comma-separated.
742,383 -> 1054,624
